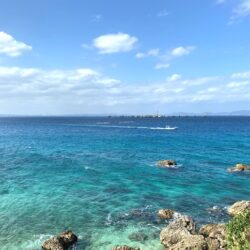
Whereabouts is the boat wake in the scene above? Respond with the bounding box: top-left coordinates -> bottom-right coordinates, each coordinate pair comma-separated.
81,124 -> 178,131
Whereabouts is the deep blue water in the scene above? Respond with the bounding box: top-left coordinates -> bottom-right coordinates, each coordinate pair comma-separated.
0,116 -> 249,249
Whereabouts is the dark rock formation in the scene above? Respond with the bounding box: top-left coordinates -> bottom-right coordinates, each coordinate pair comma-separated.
42,231 -> 77,250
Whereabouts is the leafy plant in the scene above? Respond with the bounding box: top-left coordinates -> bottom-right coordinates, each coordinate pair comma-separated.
226,210 -> 250,250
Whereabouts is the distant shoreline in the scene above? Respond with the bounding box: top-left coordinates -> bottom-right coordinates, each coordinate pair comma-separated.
1,114 -> 250,118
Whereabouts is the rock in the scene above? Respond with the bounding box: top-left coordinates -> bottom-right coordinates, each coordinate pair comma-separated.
199,224 -> 226,250
157,209 -> 175,220
157,160 -> 177,168
111,246 -> 140,250
227,200 -> 250,216
169,214 -> 196,234
128,232 -> 148,242
160,214 -> 207,249
42,231 -> 77,250
228,163 -> 250,172
160,226 -> 207,250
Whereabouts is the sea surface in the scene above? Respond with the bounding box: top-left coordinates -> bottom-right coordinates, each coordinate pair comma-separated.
0,116 -> 250,250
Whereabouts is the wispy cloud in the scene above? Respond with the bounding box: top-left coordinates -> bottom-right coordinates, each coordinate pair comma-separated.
0,31 -> 32,57
230,0 -> 250,23
136,49 -> 159,58
231,71 -> 250,79
92,14 -> 103,22
93,32 -> 138,54
155,63 -> 170,70
215,0 -> 227,5
217,0 -> 250,23
136,46 -> 196,70
157,10 -> 169,17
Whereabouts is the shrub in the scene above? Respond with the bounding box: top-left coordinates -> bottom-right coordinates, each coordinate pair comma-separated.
226,210 -> 250,250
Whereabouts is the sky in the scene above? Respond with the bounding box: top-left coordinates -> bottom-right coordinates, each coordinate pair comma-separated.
0,0 -> 250,115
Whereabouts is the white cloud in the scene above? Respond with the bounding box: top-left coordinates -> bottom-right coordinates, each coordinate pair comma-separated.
167,74 -> 182,81
137,46 -> 195,70
136,48 -> 159,58
155,63 -> 170,70
231,0 -> 250,22
171,46 -> 196,57
0,31 -> 32,57
227,81 -> 249,88
1,66 -> 250,114
93,32 -> 138,54
219,0 -> 250,23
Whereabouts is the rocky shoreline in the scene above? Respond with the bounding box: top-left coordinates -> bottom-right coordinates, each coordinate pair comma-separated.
42,200 -> 250,250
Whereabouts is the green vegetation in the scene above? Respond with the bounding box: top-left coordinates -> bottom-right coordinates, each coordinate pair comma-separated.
226,210 -> 250,250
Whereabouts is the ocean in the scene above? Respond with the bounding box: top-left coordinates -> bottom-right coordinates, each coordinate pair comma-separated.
0,116 -> 249,249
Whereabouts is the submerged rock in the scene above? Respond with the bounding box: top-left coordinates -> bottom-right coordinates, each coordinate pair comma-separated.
157,209 -> 175,220
228,163 -> 250,172
199,224 -> 226,250
111,246 -> 140,250
128,232 -> 148,242
42,231 -> 77,250
227,200 -> 250,216
157,160 -> 177,168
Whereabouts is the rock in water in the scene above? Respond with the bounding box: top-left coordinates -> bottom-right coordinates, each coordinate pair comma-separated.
228,163 -> 250,172
227,200 -> 250,216
42,231 -> 77,250
199,224 -> 226,250
111,246 -> 140,250
160,215 -> 208,249
157,160 -> 177,168
157,209 -> 175,220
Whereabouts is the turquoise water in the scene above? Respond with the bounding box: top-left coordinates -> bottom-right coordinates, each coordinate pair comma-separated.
0,117 -> 250,249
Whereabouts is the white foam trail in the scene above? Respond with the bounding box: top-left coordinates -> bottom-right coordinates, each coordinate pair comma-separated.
80,124 -> 178,131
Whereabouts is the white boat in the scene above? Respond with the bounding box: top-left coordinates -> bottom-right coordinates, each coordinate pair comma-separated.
165,125 -> 178,130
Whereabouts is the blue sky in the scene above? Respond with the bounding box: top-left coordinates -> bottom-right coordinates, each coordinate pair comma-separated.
0,0 -> 250,115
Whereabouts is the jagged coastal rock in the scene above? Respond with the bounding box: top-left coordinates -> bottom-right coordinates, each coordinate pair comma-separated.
111,246 -> 140,250
157,209 -> 175,220
228,163 -> 250,172
227,200 -> 250,216
160,215 -> 208,249
170,214 -> 196,233
199,224 -> 226,250
42,231 -> 77,250
157,160 -> 177,168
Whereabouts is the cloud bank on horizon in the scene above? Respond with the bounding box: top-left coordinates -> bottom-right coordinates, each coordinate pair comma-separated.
0,0 -> 249,114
